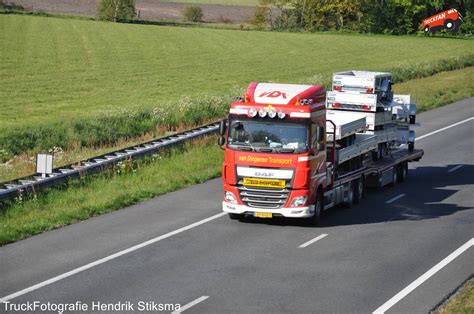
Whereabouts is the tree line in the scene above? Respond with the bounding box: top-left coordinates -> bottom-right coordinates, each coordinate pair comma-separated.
254,0 -> 474,34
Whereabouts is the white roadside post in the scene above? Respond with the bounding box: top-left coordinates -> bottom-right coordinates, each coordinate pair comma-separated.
36,154 -> 53,178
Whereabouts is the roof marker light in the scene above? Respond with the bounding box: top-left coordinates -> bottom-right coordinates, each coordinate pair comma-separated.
277,110 -> 286,119
268,108 -> 277,118
249,108 -> 258,117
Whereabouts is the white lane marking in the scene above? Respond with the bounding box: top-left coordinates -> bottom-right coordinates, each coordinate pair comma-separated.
173,296 -> 209,314
0,213 -> 227,303
416,117 -> 473,141
448,165 -> 463,173
298,234 -> 328,248
385,194 -> 406,204
373,238 -> 474,314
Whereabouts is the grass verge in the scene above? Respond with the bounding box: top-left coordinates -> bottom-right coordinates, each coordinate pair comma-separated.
0,136 -> 223,246
0,68 -> 473,245
435,277 -> 474,314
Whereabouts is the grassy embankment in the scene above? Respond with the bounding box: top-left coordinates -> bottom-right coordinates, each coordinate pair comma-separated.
1,67 -> 473,246
1,14 -> 473,159
436,278 -> 474,314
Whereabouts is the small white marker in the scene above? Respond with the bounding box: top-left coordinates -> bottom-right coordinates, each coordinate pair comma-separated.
373,238 -> 474,314
299,234 -> 328,248
173,296 -> 209,313
385,194 -> 406,204
447,165 -> 463,173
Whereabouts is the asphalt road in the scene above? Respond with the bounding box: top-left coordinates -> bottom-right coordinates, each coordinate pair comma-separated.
1,98 -> 473,313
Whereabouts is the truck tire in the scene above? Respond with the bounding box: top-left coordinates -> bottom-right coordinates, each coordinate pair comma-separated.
354,178 -> 364,204
308,192 -> 323,226
228,213 -> 243,220
343,183 -> 354,208
397,162 -> 408,183
390,167 -> 397,186
444,19 -> 454,30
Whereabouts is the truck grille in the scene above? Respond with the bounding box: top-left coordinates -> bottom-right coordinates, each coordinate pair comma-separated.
238,186 -> 290,209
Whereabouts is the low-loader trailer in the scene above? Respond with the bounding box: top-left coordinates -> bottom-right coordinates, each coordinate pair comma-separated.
219,73 -> 423,224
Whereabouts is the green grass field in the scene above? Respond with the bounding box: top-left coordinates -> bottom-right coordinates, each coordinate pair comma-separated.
1,14 -> 473,132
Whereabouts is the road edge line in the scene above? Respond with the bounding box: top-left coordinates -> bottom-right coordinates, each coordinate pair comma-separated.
372,238 -> 474,314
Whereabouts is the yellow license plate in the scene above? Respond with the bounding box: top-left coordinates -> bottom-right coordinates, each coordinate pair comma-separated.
243,177 -> 285,189
255,212 -> 273,218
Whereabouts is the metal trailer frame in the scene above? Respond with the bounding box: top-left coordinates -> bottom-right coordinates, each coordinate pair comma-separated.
323,148 -> 424,210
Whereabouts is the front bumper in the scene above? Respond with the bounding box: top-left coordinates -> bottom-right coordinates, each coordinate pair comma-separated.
222,201 -> 314,218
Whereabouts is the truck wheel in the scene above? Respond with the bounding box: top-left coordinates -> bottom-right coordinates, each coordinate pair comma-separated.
354,179 -> 364,204
444,19 -> 454,29
390,167 -> 397,186
228,213 -> 242,220
343,183 -> 354,208
398,162 -> 408,183
308,193 -> 322,226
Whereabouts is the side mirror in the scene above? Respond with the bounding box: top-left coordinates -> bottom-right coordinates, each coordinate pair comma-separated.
219,119 -> 227,136
218,136 -> 225,147
316,126 -> 325,142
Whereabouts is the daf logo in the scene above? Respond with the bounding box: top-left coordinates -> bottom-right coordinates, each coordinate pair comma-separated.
255,172 -> 274,178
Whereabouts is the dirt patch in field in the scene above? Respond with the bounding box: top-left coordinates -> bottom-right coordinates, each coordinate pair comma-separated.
5,0 -> 256,23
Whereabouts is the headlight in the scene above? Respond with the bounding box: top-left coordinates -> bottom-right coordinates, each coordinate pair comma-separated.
224,191 -> 238,204
258,108 -> 267,118
290,196 -> 307,207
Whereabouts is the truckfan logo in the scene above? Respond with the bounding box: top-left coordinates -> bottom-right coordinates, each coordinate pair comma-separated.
422,8 -> 463,34
259,91 -> 287,99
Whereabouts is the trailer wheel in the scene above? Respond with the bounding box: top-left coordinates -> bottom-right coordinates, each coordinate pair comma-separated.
354,178 -> 364,204
397,162 -> 408,183
228,213 -> 243,220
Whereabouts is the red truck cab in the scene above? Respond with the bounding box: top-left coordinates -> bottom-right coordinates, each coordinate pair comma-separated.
220,83 -> 327,221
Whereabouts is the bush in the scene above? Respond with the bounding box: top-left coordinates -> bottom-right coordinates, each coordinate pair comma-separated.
97,0 -> 135,23
251,6 -> 269,30
184,5 -> 203,22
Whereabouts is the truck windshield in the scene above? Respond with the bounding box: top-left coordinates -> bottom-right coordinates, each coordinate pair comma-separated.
227,119 -> 308,154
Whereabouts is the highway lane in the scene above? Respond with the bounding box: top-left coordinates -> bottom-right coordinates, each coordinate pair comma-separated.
1,98 -> 473,313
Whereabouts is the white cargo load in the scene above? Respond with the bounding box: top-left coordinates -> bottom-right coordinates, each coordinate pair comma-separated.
326,91 -> 378,112
332,70 -> 391,93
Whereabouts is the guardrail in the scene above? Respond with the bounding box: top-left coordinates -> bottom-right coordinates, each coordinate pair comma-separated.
0,121 -> 221,201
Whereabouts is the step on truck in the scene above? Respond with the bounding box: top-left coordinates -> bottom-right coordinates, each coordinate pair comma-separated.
218,72 -> 423,224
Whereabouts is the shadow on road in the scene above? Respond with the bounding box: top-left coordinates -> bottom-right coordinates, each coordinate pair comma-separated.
237,164 -> 474,228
